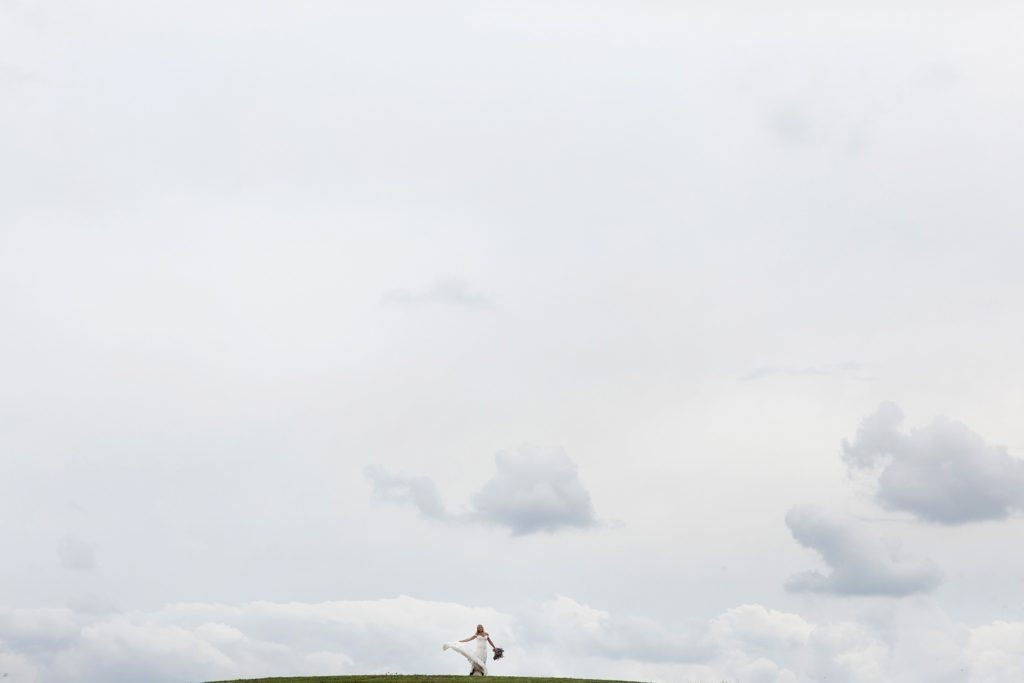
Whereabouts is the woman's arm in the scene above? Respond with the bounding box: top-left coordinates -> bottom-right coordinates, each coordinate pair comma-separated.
458,635 -> 476,642
487,636 -> 496,649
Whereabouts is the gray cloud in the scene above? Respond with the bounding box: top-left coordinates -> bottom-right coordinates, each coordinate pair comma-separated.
364,466 -> 447,521
57,536 -> 95,572
381,278 -> 492,309
0,605 -> 82,656
469,445 -> 598,535
784,505 -> 942,597
365,445 -> 598,536
842,402 -> 1024,524
768,103 -> 871,155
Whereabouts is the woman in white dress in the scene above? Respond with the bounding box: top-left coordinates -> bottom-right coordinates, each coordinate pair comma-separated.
443,624 -> 497,675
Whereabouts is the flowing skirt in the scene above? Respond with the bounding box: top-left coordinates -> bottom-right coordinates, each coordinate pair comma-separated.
443,640 -> 488,675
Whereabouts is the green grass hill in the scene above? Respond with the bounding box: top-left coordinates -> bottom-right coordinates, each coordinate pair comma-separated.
208,676 -> 640,683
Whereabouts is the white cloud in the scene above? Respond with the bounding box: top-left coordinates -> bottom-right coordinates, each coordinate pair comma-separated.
0,597 -> 508,683
968,621 -> 1024,683
0,606 -> 81,655
365,445 -> 599,536
784,505 -> 942,596
843,403 -> 1024,524
51,616 -> 240,683
712,604 -> 813,655
519,595 -> 713,663
0,651 -> 40,683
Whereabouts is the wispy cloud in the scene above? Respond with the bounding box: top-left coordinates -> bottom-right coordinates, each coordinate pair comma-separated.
365,445 -> 599,536
784,505 -> 942,597
381,278 -> 492,309
741,361 -> 862,382
57,536 -> 95,572
364,466 -> 448,521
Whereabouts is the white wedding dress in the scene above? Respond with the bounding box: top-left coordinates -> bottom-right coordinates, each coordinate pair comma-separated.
443,634 -> 489,675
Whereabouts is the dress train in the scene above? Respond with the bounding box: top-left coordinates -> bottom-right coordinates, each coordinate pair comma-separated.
443,635 -> 489,675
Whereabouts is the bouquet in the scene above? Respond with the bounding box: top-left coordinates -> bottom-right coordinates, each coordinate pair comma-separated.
493,647 -> 504,661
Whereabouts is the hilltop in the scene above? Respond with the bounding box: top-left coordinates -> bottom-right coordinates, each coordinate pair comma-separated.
208,676 -> 642,683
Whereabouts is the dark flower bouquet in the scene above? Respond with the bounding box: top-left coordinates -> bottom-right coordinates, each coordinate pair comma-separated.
492,647 -> 504,661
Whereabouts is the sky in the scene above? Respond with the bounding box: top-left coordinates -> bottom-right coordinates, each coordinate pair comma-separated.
2,1 -> 1024,682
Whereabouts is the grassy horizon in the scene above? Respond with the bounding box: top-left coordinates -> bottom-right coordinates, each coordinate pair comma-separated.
207,676 -> 644,683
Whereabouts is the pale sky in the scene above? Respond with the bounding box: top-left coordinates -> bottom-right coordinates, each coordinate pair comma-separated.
2,2 -> 1024,682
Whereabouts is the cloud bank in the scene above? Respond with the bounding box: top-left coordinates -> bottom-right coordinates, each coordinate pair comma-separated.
0,595 -> 1019,683
785,505 -> 942,596
843,402 -> 1024,524
518,595 -> 713,663
366,445 -> 599,536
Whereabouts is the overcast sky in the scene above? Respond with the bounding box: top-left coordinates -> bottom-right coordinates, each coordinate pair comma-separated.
2,2 -> 1024,682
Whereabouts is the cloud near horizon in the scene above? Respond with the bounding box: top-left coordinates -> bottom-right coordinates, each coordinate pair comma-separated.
518,595 -> 714,663
842,402 -> 1024,524
0,595 -> 1018,683
365,445 -> 599,536
784,505 -> 943,597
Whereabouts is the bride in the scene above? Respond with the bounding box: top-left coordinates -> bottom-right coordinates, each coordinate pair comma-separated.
443,624 -> 498,675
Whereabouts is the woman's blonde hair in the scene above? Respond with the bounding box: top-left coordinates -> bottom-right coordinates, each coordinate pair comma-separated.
476,624 -> 485,634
